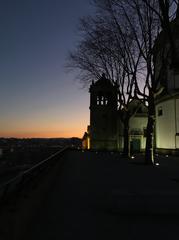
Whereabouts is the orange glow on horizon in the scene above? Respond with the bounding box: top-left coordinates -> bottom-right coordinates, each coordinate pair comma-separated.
0,111 -> 89,139
0,129 -> 84,139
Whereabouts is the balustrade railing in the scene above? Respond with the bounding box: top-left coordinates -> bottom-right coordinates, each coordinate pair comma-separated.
0,146 -> 69,202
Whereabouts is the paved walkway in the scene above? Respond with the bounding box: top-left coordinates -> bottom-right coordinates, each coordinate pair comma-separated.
14,150 -> 179,239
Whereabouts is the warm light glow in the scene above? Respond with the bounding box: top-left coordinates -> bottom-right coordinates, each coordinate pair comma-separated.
0,95 -> 89,139
0,121 -> 87,138
87,137 -> 90,149
0,130 -> 83,139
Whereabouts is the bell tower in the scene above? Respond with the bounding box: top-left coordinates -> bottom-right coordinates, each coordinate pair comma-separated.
89,74 -> 118,150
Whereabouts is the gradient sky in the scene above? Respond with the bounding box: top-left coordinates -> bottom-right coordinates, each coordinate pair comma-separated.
0,0 -> 94,138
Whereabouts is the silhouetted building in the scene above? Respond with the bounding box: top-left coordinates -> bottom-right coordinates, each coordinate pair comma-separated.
83,11 -> 179,154
83,75 -> 148,151
89,74 -> 118,150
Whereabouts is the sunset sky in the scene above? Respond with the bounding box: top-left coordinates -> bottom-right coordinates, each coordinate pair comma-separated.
0,0 -> 94,138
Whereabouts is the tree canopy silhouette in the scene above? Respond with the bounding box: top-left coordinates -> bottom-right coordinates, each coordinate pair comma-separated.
67,0 -> 178,163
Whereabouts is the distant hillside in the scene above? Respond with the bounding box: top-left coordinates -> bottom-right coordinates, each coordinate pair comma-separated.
0,137 -> 82,148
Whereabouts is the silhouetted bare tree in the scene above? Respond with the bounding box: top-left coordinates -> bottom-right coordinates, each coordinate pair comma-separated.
67,5 -> 144,157
142,0 -> 179,67
67,0 -> 171,163
96,0 -> 172,164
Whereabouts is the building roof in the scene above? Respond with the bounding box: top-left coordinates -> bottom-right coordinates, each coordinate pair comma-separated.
93,74 -> 113,87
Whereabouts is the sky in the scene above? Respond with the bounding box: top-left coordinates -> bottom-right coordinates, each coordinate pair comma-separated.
0,0 -> 95,138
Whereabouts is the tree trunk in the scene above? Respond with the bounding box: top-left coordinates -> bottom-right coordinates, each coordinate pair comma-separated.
145,91 -> 155,165
123,117 -> 130,157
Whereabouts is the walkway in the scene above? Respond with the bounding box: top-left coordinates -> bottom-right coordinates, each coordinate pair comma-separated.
5,150 -> 179,239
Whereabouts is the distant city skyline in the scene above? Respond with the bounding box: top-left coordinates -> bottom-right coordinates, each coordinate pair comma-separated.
0,0 -> 94,138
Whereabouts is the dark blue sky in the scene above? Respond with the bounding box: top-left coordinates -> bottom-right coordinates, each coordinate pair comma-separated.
0,0 -> 94,138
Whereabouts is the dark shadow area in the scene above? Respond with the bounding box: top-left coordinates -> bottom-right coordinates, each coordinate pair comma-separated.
1,149 -> 179,240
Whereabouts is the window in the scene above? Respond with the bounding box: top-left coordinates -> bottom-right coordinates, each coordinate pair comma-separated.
101,96 -> 104,105
97,95 -> 108,105
97,96 -> 100,105
158,106 -> 163,116
104,97 -> 108,105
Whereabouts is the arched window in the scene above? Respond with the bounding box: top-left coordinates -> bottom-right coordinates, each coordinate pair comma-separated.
96,93 -> 109,105
101,96 -> 104,105
97,96 -> 100,105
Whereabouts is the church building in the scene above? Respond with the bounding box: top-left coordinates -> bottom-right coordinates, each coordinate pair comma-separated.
82,74 -> 148,152
82,8 -> 179,155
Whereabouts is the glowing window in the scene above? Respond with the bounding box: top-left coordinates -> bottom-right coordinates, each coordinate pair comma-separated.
97,96 -> 100,105
105,97 -> 108,105
101,96 -> 104,105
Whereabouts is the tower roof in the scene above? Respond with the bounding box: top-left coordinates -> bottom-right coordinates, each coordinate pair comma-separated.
93,74 -> 113,87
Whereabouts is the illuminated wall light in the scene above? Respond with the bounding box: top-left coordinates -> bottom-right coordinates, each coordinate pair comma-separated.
155,163 -> 160,166
131,156 -> 135,159
87,137 -> 90,150
165,155 -> 169,158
